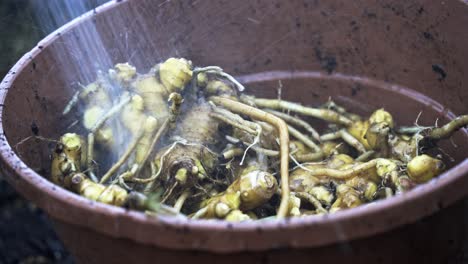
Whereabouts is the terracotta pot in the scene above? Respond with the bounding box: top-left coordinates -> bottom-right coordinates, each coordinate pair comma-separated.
1,0 -> 467,263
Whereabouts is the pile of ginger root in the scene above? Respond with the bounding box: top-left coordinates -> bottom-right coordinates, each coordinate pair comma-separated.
50,57 -> 468,221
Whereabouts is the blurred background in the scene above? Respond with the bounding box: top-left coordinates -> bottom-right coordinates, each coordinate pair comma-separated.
0,1 -> 106,263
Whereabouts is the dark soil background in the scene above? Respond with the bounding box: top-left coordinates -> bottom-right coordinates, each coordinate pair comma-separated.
0,1 -> 104,263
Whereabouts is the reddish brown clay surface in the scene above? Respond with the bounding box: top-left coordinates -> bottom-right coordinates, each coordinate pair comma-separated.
52,201 -> 466,264
0,0 -> 467,262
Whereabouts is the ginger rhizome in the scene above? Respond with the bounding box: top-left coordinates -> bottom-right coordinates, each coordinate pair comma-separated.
52,57 -> 468,221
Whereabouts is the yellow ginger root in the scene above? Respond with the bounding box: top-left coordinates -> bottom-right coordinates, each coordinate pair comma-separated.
194,167 -> 278,219
241,95 -> 352,126
129,58 -> 192,121
289,163 -> 335,208
131,73 -> 169,120
209,96 -> 291,219
120,94 -> 146,135
397,115 -> 468,140
290,140 -> 323,162
330,184 -> 363,212
158,57 -> 193,93
54,57 -> 466,219
290,140 -> 309,156
109,63 -> 137,84
327,154 -> 355,169
50,133 -> 157,209
135,117 -> 158,164
365,122 -> 390,153
196,72 -> 208,87
407,154 -> 444,183
336,162 -> 379,182
51,134 -> 127,206
101,58 -> 193,186
321,141 -> 349,157
426,115 -> 468,140
346,176 -> 377,201
96,94 -> 149,184
389,115 -> 466,162
204,79 -> 236,97
225,210 -> 251,222
289,154 -> 359,191
144,103 -> 220,191
375,159 -> 399,178
79,79 -> 114,146
230,167 -> 278,211
389,134 -> 419,162
289,164 -> 322,193
78,78 -> 112,106
70,173 -> 128,206
291,154 -> 382,183
308,185 -> 334,205
195,192 -> 240,219
287,193 -> 302,217
369,108 -> 394,128
83,106 -> 114,145
51,133 -> 84,186
347,120 -> 371,150
374,158 -> 407,190
346,109 -> 393,152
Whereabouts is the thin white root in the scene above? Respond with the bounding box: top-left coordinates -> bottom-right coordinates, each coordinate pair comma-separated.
210,112 -> 257,135
321,129 -> 366,153
161,182 -> 178,204
131,138 -> 217,185
241,96 -> 352,126
174,190 -> 191,212
62,90 -> 81,115
287,125 -> 322,154
223,137 -> 279,157
209,96 -> 290,219
132,140 -> 183,184
264,109 -> 321,142
240,124 -> 262,165
194,66 -> 245,91
99,129 -> 144,184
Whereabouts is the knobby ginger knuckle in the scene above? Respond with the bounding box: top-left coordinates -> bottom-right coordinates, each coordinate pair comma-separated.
109,63 -> 137,84
158,58 -> 193,93
131,74 -> 170,120
369,108 -> 394,128
236,169 -> 278,210
225,210 -> 251,222
309,186 -> 334,205
407,154 -> 444,183
347,120 -> 371,150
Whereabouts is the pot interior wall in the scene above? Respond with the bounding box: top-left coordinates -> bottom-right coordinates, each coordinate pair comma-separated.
4,0 -> 467,176
54,200 -> 465,264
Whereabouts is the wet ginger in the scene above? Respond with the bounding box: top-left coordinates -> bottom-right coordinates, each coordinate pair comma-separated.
52,57 -> 466,220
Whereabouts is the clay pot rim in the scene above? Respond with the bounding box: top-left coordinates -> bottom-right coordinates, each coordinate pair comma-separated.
1,0 -> 468,252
